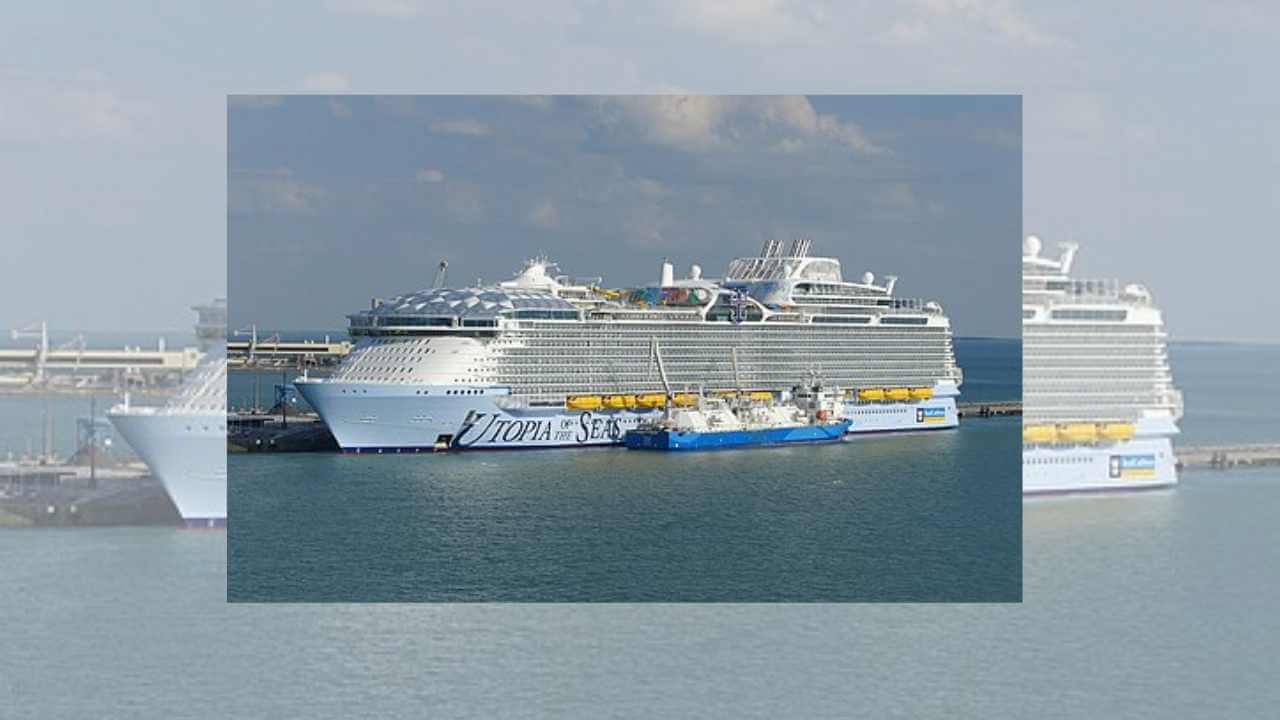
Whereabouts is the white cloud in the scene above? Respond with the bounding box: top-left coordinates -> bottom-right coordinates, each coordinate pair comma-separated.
416,168 -> 446,183
302,71 -> 351,92
430,118 -> 492,136
230,168 -> 326,214
668,0 -> 820,46
1,69 -> 147,144
510,95 -> 554,111
527,200 -> 559,229
228,95 -> 283,110
589,95 -> 889,155
890,0 -> 1061,48
328,98 -> 352,118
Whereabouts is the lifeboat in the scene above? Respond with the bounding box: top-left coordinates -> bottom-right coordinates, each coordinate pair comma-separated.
747,391 -> 773,402
886,387 -> 910,402
1099,423 -> 1136,441
909,387 -> 933,400
672,393 -> 699,407
858,388 -> 885,402
637,393 -> 667,408
566,395 -> 603,411
602,395 -> 628,409
1058,423 -> 1099,443
1022,424 -> 1057,444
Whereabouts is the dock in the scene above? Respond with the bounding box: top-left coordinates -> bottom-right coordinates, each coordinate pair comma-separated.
0,463 -> 180,527
1176,444 -> 1280,471
227,339 -> 350,370
957,400 -> 1021,418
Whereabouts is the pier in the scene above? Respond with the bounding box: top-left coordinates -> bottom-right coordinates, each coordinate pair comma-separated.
1176,444 -> 1280,471
227,337 -> 350,370
1,322 -> 201,394
957,400 -> 1022,418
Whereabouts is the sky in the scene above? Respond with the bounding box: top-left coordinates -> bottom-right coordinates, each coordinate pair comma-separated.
228,95 -> 1020,336
2,1 -> 1277,341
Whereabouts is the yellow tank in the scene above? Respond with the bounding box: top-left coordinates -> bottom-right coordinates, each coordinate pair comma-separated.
909,387 -> 934,400
1099,423 -> 1136,441
1022,424 -> 1057,444
566,395 -> 602,411
637,393 -> 667,408
672,393 -> 699,407
858,388 -> 885,402
747,391 -> 773,401
1058,423 -> 1099,443
886,388 -> 910,402
602,395 -> 627,409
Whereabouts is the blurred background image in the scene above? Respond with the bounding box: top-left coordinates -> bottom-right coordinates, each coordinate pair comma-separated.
3,3 -> 1278,718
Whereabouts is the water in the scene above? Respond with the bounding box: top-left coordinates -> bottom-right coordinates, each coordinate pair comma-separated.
4,342 -> 1279,716
4,467 -> 1278,718
1168,342 -> 1280,445
229,417 -> 1022,601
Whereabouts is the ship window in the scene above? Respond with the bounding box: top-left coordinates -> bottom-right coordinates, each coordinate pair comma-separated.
881,316 -> 928,325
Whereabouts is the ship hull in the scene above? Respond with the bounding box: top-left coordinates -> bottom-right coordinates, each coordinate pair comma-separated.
107,411 -> 227,526
296,381 -> 958,452
1022,437 -> 1177,495
625,420 -> 850,451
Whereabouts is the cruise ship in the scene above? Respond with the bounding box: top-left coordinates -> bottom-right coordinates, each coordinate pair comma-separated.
109,302 -> 227,527
1022,236 -> 1183,494
296,239 -> 963,452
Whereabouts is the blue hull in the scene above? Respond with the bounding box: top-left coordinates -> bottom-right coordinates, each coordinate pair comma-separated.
625,420 -> 851,451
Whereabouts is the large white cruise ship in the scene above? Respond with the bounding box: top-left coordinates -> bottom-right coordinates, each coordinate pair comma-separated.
108,302 -> 227,527
297,240 -> 963,452
1022,236 -> 1183,494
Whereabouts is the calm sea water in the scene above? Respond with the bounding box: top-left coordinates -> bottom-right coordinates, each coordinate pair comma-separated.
229,417 -> 1022,602
3,343 -> 1279,716
3,467 -> 1276,718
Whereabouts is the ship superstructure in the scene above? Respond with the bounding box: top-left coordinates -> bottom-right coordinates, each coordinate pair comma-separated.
109,301 -> 227,526
296,240 -> 963,451
1022,236 -> 1183,494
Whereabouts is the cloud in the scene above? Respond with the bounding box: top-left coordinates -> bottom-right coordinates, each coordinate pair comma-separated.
430,118 -> 492,136
889,0 -> 1061,48
588,95 -> 889,155
510,95 -> 554,111
416,168 -> 446,183
324,0 -> 435,17
302,71 -> 352,92
230,168 -> 326,214
667,0 -> 821,46
228,95 -> 283,110
329,98 -> 352,118
526,200 -> 559,229
1,69 -> 147,144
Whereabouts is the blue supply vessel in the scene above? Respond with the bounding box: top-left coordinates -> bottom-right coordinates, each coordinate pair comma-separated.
625,418 -> 850,451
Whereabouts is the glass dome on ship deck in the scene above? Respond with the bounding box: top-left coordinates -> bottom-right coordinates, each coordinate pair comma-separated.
354,287 -> 579,324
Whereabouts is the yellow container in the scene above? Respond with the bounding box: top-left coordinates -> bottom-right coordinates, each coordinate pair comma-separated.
1022,424 -> 1057,444
672,393 -> 699,407
1058,423 -> 1099,443
637,394 -> 667,408
858,388 -> 885,402
909,387 -> 934,400
886,388 -> 910,402
566,395 -> 602,410
1099,423 -> 1136,441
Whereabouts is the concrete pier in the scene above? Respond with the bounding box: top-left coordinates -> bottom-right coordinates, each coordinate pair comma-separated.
1176,444 -> 1280,471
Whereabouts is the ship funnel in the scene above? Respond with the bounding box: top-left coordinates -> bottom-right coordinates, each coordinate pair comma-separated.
660,259 -> 675,287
